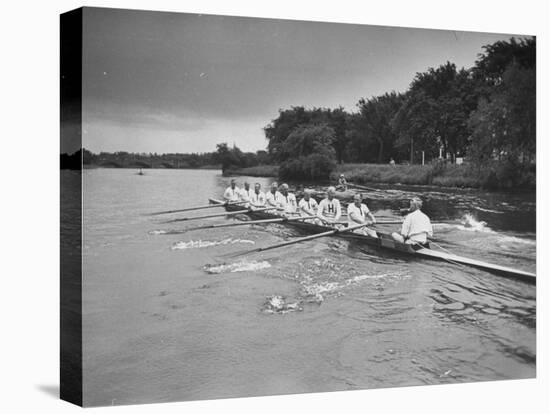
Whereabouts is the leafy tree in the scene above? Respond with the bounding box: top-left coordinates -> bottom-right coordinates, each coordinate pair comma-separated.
355,92 -> 404,163
278,124 -> 337,180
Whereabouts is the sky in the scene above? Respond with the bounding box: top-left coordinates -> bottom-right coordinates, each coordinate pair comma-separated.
81,7 -> 519,154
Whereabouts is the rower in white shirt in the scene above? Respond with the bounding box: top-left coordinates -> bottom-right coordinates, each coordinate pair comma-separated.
239,182 -> 254,206
298,190 -> 318,217
265,182 -> 282,210
317,187 -> 342,225
278,183 -> 297,214
223,179 -> 240,202
347,193 -> 378,238
249,183 -> 266,209
392,197 -> 433,246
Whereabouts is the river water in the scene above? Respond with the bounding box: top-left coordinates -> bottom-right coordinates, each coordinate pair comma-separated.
79,168 -> 536,406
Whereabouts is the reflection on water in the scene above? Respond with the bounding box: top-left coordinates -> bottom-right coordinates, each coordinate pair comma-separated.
81,168 -> 535,406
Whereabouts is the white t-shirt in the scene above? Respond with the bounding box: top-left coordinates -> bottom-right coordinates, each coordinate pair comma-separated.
347,203 -> 371,225
317,198 -> 342,221
401,209 -> 433,244
298,197 -> 318,216
265,190 -> 282,208
249,191 -> 266,208
278,192 -> 297,213
223,186 -> 240,202
239,188 -> 254,202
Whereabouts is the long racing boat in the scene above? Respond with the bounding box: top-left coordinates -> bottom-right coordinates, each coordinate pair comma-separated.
209,198 -> 536,283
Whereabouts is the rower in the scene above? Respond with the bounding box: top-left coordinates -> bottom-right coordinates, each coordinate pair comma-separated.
336,174 -> 348,191
239,181 -> 254,206
347,194 -> 377,238
265,182 -> 282,211
298,189 -> 318,218
278,183 -> 297,215
223,179 -> 240,202
317,186 -> 342,225
249,183 -> 266,209
392,197 -> 433,246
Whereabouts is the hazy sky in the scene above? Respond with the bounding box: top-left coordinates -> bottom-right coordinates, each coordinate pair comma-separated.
82,7 -> 518,154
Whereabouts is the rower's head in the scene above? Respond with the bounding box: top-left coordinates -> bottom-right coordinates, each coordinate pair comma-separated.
340,174 -> 345,179
409,197 -> 423,211
244,182 -> 250,191
353,193 -> 362,207
271,182 -> 278,193
230,179 -> 236,189
281,183 -> 289,195
327,186 -> 336,200
254,183 -> 261,193
303,189 -> 311,200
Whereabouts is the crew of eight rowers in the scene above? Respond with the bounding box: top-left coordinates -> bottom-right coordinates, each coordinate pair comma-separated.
224,178 -> 434,246
223,179 -> 379,238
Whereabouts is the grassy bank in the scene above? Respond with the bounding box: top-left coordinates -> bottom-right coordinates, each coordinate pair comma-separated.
333,162 -> 535,190
225,165 -> 279,177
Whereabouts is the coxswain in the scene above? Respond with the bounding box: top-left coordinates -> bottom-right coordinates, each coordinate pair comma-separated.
298,190 -> 318,217
317,186 -> 342,225
278,183 -> 297,214
347,193 -> 377,238
265,182 -> 282,210
249,183 -> 266,209
336,174 -> 348,191
223,179 -> 240,202
392,197 -> 433,246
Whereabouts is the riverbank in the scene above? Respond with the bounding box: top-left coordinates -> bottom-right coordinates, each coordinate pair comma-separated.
227,162 -> 535,191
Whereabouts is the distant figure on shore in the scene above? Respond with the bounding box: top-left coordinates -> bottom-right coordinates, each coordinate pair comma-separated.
137,168 -> 144,175
389,158 -> 396,166
392,197 -> 433,246
336,174 -> 348,191
223,179 -> 240,202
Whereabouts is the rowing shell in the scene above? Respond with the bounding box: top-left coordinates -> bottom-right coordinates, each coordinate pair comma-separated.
208,198 -> 536,283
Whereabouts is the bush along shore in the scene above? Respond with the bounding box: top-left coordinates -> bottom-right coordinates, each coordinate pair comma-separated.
227,161 -> 535,191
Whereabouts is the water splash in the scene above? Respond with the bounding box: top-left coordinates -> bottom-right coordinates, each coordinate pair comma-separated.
262,295 -> 302,314
204,260 -> 271,274
172,238 -> 255,250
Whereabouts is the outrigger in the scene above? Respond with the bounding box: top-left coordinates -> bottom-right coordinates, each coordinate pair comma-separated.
207,198 -> 536,284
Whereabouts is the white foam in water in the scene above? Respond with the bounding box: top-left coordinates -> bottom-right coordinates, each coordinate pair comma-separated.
495,235 -> 536,246
149,229 -> 168,235
172,238 -> 255,250
204,260 -> 271,274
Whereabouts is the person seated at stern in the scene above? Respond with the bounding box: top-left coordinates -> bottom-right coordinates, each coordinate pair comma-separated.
249,183 -> 266,209
223,179 -> 240,202
347,194 -> 378,238
392,197 -> 433,246
317,186 -> 342,226
336,174 -> 348,191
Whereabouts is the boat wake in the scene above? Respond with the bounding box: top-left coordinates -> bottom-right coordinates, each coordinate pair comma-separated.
172,238 -> 255,250
204,260 -> 271,274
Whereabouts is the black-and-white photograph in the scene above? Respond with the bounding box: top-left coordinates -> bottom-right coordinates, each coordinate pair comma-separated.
60,6 -> 536,407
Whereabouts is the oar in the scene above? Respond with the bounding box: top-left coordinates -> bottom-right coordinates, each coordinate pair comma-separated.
347,182 -> 379,192
161,207 -> 270,224
147,201 -> 247,216
158,215 -> 314,234
228,222 -> 371,257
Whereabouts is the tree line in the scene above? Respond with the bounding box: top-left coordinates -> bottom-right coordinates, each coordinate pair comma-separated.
262,37 -> 535,181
